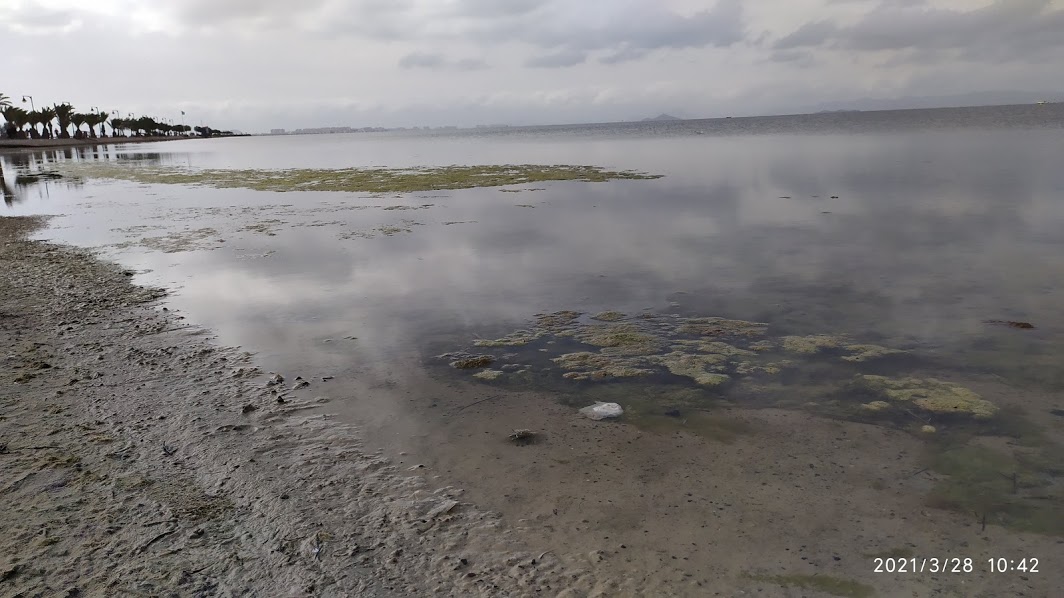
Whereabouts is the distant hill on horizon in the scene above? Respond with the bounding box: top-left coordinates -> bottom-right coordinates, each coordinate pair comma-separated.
642,113 -> 683,122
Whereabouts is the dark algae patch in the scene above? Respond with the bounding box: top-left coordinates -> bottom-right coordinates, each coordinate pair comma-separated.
743,573 -> 875,598
58,163 -> 662,193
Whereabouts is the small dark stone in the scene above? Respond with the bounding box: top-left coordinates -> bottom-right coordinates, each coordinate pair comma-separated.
664,409 -> 682,418
1050,409 -> 1064,418
280,494 -> 290,500
241,404 -> 258,414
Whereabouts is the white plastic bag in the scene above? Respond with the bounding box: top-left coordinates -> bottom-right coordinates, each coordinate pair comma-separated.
579,402 -> 623,420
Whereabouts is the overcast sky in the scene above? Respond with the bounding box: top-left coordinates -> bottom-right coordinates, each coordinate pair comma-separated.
2,0 -> 1063,131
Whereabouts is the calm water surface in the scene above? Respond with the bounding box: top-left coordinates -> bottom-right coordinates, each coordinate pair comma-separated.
3,103 -> 1064,594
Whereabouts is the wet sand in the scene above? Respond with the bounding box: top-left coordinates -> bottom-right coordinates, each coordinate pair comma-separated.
2,211 -> 1061,597
0,216 -> 638,596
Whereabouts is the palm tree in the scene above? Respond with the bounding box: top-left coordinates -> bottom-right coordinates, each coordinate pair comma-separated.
110,117 -> 125,137
93,111 -> 110,137
54,103 -> 75,138
38,107 -> 56,139
70,112 -> 91,138
0,93 -> 11,110
2,106 -> 30,138
24,110 -> 40,139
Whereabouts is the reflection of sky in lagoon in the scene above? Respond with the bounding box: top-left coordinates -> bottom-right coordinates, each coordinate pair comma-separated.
2,114 -> 1064,391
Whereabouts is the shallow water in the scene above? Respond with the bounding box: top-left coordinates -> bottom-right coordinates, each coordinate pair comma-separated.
4,104 -> 1064,594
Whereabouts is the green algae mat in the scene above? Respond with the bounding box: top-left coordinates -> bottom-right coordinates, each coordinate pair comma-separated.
436,309 -> 1064,536
55,163 -> 661,193
437,310 -> 996,423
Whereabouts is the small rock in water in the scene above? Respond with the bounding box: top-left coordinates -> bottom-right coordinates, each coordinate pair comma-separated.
241,404 -> 258,414
266,373 -> 284,386
664,409 -> 682,418
292,380 -> 310,390
579,402 -> 624,421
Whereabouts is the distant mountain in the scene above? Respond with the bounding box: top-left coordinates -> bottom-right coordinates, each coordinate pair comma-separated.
642,113 -> 683,122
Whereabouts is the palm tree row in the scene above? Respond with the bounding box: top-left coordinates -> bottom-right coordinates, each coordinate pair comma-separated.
1,92 -> 208,140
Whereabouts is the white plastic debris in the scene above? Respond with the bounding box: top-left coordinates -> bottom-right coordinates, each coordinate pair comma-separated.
579,402 -> 624,421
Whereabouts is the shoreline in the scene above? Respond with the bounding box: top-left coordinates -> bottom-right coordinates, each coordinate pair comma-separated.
0,215 -> 625,596
3,211 -> 1061,597
0,136 -> 188,150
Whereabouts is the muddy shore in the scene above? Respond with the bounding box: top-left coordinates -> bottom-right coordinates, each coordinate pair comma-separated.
0,216 -> 637,596
2,214 -> 1061,597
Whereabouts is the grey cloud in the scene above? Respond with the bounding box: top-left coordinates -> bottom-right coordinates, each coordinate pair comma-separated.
398,52 -> 446,69
774,21 -> 837,51
175,0 -> 333,26
454,58 -> 489,71
774,0 -> 1064,62
179,0 -> 746,67
525,49 -> 588,69
599,46 -> 650,65
508,0 -> 745,65
398,52 -> 490,70
0,4 -> 81,32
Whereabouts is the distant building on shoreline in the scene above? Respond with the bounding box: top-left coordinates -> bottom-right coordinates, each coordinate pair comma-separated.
270,128 -> 286,135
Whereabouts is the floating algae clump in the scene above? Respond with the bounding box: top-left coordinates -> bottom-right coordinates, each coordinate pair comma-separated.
553,352 -> 655,381
652,353 -> 731,387
670,340 -> 755,358
473,369 -> 505,381
574,323 -> 663,355
782,334 -> 842,354
57,163 -> 662,194
473,329 -> 542,347
677,317 -> 767,338
842,344 -> 906,362
438,309 -> 992,434
450,355 -> 494,370
857,375 -> 998,418
535,311 -> 582,330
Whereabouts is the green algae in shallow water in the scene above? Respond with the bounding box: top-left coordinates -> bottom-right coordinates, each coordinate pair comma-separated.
58,163 -> 662,194
841,343 -> 906,362
856,375 -> 998,418
437,309 -> 1020,435
925,443 -> 1064,536
782,334 -> 842,354
552,352 -> 654,381
743,573 -> 875,598
473,329 -> 542,347
677,317 -> 768,338
450,355 -> 494,369
652,352 -> 731,387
